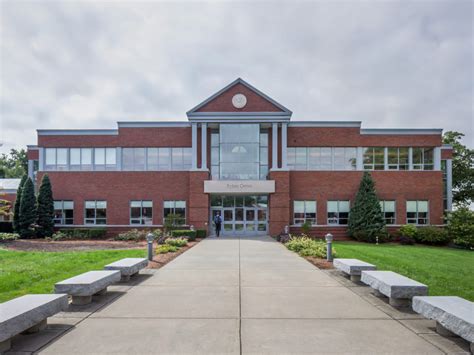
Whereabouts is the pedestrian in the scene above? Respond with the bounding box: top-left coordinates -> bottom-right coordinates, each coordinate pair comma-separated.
214,212 -> 222,237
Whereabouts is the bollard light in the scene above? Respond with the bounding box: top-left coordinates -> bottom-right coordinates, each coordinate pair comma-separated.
284,225 -> 289,234
325,233 -> 333,262
146,233 -> 154,261
190,225 -> 195,231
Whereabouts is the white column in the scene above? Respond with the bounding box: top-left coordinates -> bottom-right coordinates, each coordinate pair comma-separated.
434,147 -> 441,170
446,159 -> 453,211
356,147 -> 363,170
191,123 -> 198,170
384,147 -> 389,170
408,147 -> 413,170
28,160 -> 34,180
38,148 -> 44,171
272,123 -> 279,170
281,123 -> 288,170
201,123 -> 207,170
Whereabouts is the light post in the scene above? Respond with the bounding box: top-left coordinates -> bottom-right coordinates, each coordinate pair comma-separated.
325,233 -> 333,262
146,233 -> 154,261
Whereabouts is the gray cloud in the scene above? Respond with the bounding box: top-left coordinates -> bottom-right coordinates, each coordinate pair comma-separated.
1,0 -> 472,152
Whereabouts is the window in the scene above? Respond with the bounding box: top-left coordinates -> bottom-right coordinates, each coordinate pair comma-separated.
211,130 -> 220,180
44,148 -> 116,171
94,148 -> 116,171
163,200 -> 186,225
327,201 -> 350,225
406,201 -> 429,225
259,129 -> 269,179
287,147 -> 356,170
387,148 -> 409,170
45,148 -> 56,171
413,148 -> 434,170
380,200 -> 396,225
84,200 -> 107,225
53,201 -> 74,225
363,147 -> 385,170
44,148 -> 68,171
130,201 -> 153,225
293,200 -> 316,225
122,148 -> 146,171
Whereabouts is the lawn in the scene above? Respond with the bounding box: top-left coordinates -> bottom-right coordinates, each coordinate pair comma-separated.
0,248 -> 146,303
334,242 -> 474,301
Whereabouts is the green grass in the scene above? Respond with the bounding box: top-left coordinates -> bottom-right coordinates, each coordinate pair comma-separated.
0,248 -> 146,303
334,242 -> 474,301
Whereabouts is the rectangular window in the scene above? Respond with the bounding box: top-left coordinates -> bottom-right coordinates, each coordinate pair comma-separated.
94,148 -> 106,171
387,147 -> 409,170
259,129 -> 269,179
163,200 -> 186,225
105,148 -> 116,170
158,148 -> 171,170
56,148 -> 68,171
70,148 -> 81,170
406,200 -> 429,225
53,200 -> 74,225
288,147 -> 356,170
413,148 -> 434,170
327,200 -> 350,225
147,148 -> 159,170
130,200 -> 153,225
380,200 -> 396,225
293,200 -> 316,225
122,148 -> 145,171
81,148 -> 93,170
363,147 -> 385,170
45,148 -> 56,170
84,200 -> 107,225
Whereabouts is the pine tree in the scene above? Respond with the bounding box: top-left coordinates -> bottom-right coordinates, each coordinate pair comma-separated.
348,172 -> 387,243
36,174 -> 54,237
19,177 -> 37,238
13,175 -> 27,233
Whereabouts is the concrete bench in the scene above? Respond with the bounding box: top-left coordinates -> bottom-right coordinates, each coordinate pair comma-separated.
104,258 -> 148,281
55,270 -> 121,305
361,270 -> 428,307
0,294 -> 68,352
333,258 -> 376,282
413,296 -> 473,352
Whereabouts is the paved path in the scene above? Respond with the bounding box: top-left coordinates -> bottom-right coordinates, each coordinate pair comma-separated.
10,236 -> 469,354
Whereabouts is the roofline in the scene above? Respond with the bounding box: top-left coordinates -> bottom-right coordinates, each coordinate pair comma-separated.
289,121 -> 361,128
186,78 -> 292,116
37,129 -> 118,136
118,121 -> 191,128
360,128 -> 443,135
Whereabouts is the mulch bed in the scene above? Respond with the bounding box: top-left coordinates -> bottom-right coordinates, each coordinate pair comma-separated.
148,239 -> 201,269
304,256 -> 334,269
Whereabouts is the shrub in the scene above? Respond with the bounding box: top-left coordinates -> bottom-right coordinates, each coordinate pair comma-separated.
60,228 -> 107,240
156,244 -> 179,254
399,224 -> 418,239
51,231 -> 71,241
165,237 -> 188,247
36,174 -> 54,238
0,222 -> 13,233
447,207 -> 474,249
398,235 -> 415,245
0,233 -> 19,241
114,229 -> 148,241
301,221 -> 311,234
285,235 -> 336,258
415,226 -> 450,245
13,175 -> 27,233
19,178 -> 37,238
196,229 -> 207,238
171,230 -> 197,241
353,229 -> 391,243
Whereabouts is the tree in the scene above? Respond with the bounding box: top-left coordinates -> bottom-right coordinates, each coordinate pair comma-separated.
13,175 -> 27,232
0,197 -> 12,220
0,149 -> 28,178
36,174 -> 54,237
18,178 -> 37,238
443,131 -> 474,207
348,172 -> 387,243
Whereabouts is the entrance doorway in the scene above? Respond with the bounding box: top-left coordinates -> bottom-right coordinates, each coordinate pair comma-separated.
210,195 -> 268,236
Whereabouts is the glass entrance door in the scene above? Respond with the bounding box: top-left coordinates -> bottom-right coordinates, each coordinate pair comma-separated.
210,195 -> 268,236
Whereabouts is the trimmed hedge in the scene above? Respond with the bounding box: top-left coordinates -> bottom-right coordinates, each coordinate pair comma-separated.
196,229 -> 207,238
170,229 -> 197,241
415,226 -> 450,245
59,228 -> 107,239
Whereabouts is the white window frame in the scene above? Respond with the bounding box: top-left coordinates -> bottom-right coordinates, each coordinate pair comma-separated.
130,200 -> 153,225
53,200 -> 74,225
406,200 -> 429,225
412,148 -> 434,171
163,200 -> 186,225
380,200 -> 396,225
293,200 -> 317,226
387,147 -> 409,170
84,200 -> 107,225
363,147 -> 385,171
327,200 -> 350,225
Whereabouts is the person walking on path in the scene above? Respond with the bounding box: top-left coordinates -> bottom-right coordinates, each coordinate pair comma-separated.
214,212 -> 222,237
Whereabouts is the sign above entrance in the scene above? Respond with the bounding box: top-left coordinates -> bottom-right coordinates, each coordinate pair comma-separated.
204,180 -> 275,194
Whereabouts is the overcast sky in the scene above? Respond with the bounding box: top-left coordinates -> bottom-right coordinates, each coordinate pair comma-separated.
1,0 -> 473,153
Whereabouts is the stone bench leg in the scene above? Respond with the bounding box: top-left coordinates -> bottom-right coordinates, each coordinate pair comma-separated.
0,339 -> 11,353
436,322 -> 457,337
94,288 -> 107,296
121,275 -> 131,282
350,274 -> 361,282
389,297 -> 410,307
71,295 -> 92,305
22,319 -> 47,334
371,289 -> 384,298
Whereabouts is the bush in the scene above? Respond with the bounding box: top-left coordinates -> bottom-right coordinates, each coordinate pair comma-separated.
0,232 -> 19,241
399,224 -> 418,239
447,207 -> 474,249
171,230 -> 197,241
51,231 -> 71,241
398,235 -> 415,245
353,229 -> 391,243
114,229 -> 148,241
415,226 -> 450,245
196,229 -> 207,238
165,237 -> 188,247
156,244 -> 179,254
0,222 -> 13,233
285,235 -> 336,259
301,221 -> 311,234
60,228 -> 107,240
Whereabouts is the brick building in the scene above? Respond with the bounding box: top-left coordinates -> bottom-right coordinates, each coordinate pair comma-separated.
27,78 -> 453,238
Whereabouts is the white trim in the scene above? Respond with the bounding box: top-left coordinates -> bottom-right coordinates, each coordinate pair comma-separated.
38,129 -> 118,136
289,121 -> 361,128
434,147 -> 441,170
39,148 -> 44,171
187,116 -> 291,122
361,128 -> 443,135
272,123 -> 279,170
356,147 -> 363,170
408,147 -> 413,170
446,159 -> 453,211
118,121 -> 191,128
281,123 -> 288,170
201,123 -> 207,170
27,145 -> 39,150
191,123 -> 198,170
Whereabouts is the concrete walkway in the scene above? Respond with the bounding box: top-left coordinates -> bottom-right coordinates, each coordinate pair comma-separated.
9,236 -> 469,354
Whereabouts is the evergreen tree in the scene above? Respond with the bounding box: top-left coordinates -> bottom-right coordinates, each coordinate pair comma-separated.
13,175 -> 27,232
36,174 -> 54,237
348,172 -> 387,243
18,177 -> 37,238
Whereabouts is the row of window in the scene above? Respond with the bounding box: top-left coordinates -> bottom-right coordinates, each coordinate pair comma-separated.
293,200 -> 429,225
53,200 -> 186,225
287,147 -> 435,171
44,147 -> 192,171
